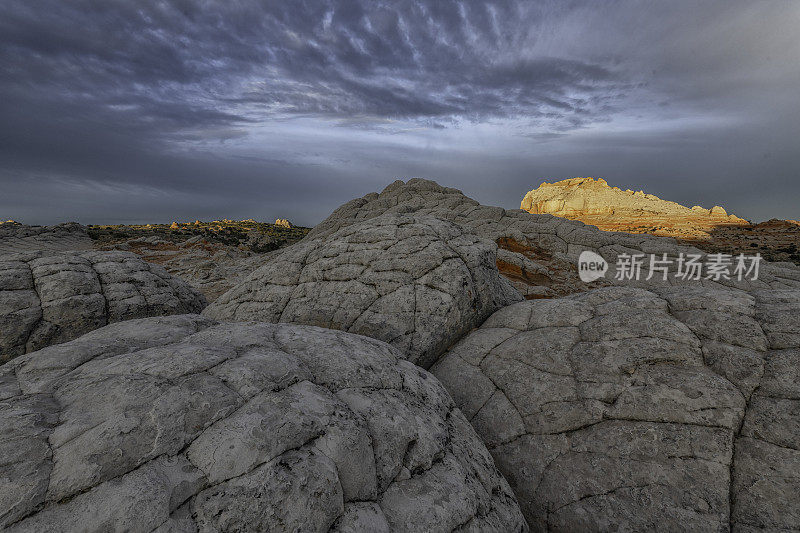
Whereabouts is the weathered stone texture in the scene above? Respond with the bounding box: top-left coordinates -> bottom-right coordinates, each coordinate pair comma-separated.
0,251 -> 206,360
0,223 -> 93,254
0,315 -> 527,532
204,214 -> 522,368
431,285 -> 800,531
305,179 -> 800,294
520,177 -> 749,238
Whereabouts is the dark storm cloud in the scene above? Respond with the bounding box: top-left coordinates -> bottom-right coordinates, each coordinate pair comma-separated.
0,0 -> 621,131
0,0 -> 798,224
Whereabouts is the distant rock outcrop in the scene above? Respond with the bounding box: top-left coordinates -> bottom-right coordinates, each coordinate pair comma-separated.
88,220 -> 309,300
520,177 -> 749,239
0,315 -> 527,531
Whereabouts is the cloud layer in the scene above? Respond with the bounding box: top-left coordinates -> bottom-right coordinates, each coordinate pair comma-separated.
1,0 -> 798,224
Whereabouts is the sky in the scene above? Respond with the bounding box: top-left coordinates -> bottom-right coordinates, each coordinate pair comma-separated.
1,0 -> 799,226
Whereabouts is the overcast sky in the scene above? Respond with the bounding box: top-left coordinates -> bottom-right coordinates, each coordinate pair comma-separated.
1,0 -> 798,226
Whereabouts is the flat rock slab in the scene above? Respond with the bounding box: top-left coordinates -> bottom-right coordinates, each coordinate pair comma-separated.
204,214 -> 522,368
0,315 -> 527,532
0,250 -> 206,361
0,223 -> 93,254
431,285 -> 800,531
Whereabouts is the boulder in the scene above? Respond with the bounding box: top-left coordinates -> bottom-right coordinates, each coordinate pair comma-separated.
0,315 -> 527,532
0,223 -> 93,254
0,250 -> 206,361
431,285 -> 800,531
204,214 -> 522,368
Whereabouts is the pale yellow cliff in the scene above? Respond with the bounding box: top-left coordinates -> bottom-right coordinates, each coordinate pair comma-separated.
521,177 -> 749,239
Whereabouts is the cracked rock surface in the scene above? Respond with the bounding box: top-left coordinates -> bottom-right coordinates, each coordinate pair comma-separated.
0,251 -> 206,361
204,214 -> 522,368
306,179 -> 800,294
0,223 -> 93,254
0,315 -> 527,532
430,285 -> 800,531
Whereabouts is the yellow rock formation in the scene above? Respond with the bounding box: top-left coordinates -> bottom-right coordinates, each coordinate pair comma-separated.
520,177 -> 749,239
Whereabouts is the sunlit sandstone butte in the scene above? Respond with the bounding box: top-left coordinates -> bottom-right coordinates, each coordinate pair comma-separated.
521,177 -> 749,240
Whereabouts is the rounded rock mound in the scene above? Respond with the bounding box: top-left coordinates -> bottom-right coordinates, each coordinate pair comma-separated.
303,178 -> 800,295
204,214 -> 522,368
431,285 -> 800,531
0,315 -> 527,532
0,250 -> 206,361
0,222 -> 93,254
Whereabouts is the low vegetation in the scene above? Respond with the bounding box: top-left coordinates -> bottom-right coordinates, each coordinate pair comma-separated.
86,219 -> 309,252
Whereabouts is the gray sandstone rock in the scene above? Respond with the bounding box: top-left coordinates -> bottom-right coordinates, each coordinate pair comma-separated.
0,250 -> 206,361
204,214 -> 522,368
430,285 -> 800,531
305,179 -> 800,293
0,315 -> 527,532
0,223 -> 93,254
